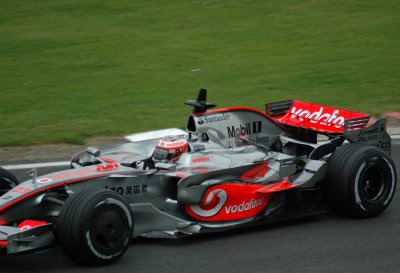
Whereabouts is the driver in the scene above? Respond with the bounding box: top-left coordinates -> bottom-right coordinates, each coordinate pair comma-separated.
135,135 -> 189,170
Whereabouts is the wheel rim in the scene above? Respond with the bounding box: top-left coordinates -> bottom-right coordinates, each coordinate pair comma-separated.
91,207 -> 129,251
359,164 -> 387,203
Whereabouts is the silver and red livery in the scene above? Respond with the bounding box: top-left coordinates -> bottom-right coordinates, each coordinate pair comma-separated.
0,89 -> 396,266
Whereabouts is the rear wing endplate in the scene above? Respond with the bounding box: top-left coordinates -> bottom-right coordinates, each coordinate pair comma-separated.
344,117 -> 391,155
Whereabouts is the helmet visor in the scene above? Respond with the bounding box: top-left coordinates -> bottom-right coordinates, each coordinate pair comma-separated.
154,147 -> 174,161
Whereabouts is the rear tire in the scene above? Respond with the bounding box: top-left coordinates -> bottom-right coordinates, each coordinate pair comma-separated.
324,144 -> 397,218
0,168 -> 18,196
57,188 -> 134,266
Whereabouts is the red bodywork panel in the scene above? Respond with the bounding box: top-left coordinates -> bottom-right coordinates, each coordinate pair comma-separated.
256,179 -> 297,193
17,220 -> 47,230
241,162 -> 269,181
0,220 -> 48,248
185,183 -> 273,222
0,163 -> 123,216
268,101 -> 369,134
184,162 -> 302,222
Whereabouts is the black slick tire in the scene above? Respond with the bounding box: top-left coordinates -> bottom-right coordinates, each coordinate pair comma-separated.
324,144 -> 397,218
57,188 -> 134,266
0,167 -> 18,196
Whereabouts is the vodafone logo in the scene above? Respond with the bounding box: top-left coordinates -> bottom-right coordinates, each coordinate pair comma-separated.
19,225 -> 33,231
225,198 -> 264,214
290,107 -> 345,128
190,189 -> 227,217
17,220 -> 47,231
160,140 -> 186,148
36,178 -> 53,184
192,157 -> 210,164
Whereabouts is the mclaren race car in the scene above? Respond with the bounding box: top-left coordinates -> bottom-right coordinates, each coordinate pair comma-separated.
0,89 -> 397,266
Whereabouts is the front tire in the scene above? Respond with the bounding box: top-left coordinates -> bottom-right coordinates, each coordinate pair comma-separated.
57,188 -> 134,266
324,144 -> 397,218
0,167 -> 18,196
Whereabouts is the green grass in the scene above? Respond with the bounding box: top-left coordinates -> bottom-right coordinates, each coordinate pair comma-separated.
0,0 -> 399,146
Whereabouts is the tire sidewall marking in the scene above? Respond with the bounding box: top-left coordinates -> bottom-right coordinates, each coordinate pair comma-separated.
353,152 -> 395,212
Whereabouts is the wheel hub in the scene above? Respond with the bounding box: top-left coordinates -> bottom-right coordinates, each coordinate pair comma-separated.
93,209 -> 127,249
360,165 -> 386,203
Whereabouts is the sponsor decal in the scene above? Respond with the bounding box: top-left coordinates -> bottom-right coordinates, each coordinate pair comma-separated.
354,127 -> 390,150
105,184 -> 148,195
190,189 -> 228,217
160,140 -> 187,148
290,106 -> 345,128
96,162 -> 120,172
19,225 -> 33,231
225,141 -> 234,152
227,121 -> 262,138
100,157 -> 118,163
36,178 -> 53,184
225,198 -> 265,214
18,220 -> 47,231
193,144 -> 205,152
11,186 -> 31,195
51,168 -> 97,180
230,136 -> 270,149
186,182 -> 271,222
50,163 -> 120,180
235,139 -> 248,148
198,113 -> 230,125
192,157 -> 210,164
252,136 -> 269,144
356,127 -> 379,142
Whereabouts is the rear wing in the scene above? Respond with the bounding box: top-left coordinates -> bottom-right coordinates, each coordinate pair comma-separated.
265,100 -> 370,135
265,100 -> 391,155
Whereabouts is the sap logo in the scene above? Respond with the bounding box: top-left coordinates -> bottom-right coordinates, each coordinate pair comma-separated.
290,107 -> 345,128
227,121 -> 262,138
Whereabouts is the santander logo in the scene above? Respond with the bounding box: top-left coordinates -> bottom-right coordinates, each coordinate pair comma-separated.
190,189 -> 227,217
290,106 -> 345,128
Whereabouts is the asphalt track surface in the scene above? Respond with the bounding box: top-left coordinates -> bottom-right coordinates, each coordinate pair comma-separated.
1,140 -> 400,273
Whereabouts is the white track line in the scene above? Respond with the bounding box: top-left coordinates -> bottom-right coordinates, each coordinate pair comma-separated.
1,135 -> 399,170
1,161 -> 70,170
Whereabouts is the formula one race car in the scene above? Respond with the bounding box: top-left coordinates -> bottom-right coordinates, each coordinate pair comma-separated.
0,89 -> 397,266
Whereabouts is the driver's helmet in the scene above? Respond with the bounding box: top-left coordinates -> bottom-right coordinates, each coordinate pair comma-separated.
153,135 -> 188,162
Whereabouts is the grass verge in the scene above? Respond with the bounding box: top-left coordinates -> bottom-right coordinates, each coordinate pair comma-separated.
0,0 -> 399,146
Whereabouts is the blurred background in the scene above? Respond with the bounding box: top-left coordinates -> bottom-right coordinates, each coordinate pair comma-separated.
1,0 -> 399,146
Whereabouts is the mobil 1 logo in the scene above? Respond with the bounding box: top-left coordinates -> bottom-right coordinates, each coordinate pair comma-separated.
227,121 -> 262,138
